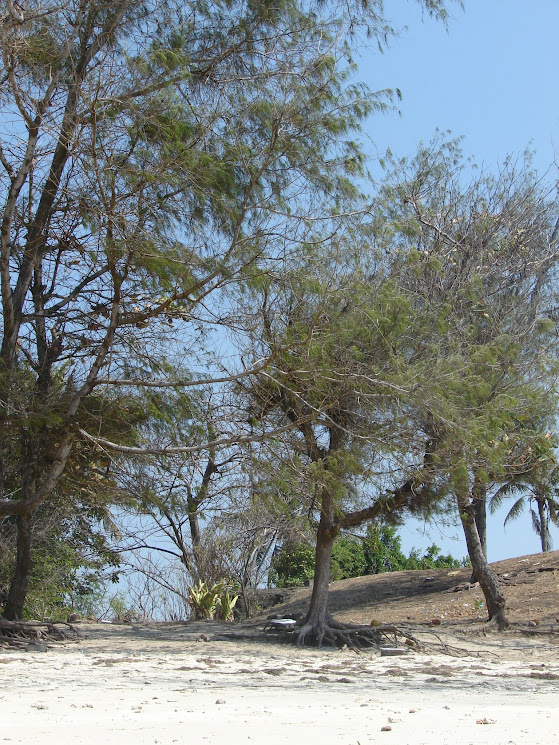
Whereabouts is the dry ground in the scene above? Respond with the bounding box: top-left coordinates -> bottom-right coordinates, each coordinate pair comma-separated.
1,550 -> 558,745
254,549 -> 559,629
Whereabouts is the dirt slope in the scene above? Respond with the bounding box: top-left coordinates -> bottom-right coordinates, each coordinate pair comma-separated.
254,550 -> 559,629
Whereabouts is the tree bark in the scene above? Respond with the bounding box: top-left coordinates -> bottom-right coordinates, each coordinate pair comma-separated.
458,493 -> 508,630
2,512 -> 34,620
537,498 -> 550,552
187,495 -> 202,549
473,493 -> 487,558
297,509 -> 339,646
470,487 -> 487,583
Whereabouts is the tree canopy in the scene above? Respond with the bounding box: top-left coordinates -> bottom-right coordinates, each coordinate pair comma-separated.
4,1 -> 558,640
4,0 -> 432,617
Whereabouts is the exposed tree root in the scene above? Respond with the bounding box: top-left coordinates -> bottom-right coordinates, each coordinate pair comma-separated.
483,615 -> 510,632
411,629 -> 486,658
295,615 -> 419,650
0,619 -> 80,649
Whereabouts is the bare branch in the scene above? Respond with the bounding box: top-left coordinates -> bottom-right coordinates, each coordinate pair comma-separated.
95,357 -> 274,389
78,419 -> 311,456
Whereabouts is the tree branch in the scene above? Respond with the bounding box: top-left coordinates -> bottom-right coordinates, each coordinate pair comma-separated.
77,419 -> 311,456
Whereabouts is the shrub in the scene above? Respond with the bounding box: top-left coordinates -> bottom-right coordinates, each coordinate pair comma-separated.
188,580 -> 239,621
330,536 -> 367,580
268,543 -> 315,588
269,525 -> 464,587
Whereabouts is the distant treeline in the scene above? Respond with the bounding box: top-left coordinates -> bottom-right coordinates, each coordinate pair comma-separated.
270,525 -> 468,588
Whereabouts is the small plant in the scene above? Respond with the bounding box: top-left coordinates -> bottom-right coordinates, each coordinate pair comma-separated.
188,580 -> 239,621
217,587 -> 238,622
109,592 -> 141,623
188,580 -> 220,619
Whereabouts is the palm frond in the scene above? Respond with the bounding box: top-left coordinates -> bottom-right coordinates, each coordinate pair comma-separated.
490,481 -> 528,514
547,501 -> 559,527
503,497 -> 525,526
530,508 -> 542,537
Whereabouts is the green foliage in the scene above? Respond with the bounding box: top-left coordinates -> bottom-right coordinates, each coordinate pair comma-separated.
218,587 -> 239,622
330,536 -> 367,581
189,580 -> 220,619
361,525 -> 409,574
268,543 -> 315,588
188,580 -> 239,621
108,592 -> 142,624
269,526 -> 463,587
405,543 -> 462,570
1,0 -> 551,626
489,427 -> 559,551
0,512 -> 120,622
2,0 -> 412,619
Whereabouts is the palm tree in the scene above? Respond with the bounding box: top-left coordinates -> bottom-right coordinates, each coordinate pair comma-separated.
490,467 -> 559,553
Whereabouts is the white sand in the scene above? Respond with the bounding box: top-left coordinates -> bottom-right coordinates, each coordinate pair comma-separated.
1,622 -> 558,744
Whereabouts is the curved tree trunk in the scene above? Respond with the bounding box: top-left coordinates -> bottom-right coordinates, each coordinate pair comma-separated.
458,493 -> 508,630
473,493 -> 487,558
2,512 -> 34,620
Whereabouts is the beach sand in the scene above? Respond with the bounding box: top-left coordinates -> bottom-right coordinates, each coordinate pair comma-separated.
1,620 -> 558,745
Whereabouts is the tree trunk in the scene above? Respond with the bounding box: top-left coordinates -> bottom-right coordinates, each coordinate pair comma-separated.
298,513 -> 339,645
2,512 -> 34,620
537,498 -> 550,552
470,489 -> 487,583
187,497 -> 202,548
239,583 -> 252,620
474,493 -> 487,558
458,494 -> 508,630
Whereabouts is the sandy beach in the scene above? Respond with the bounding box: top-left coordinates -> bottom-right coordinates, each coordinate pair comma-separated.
1,620 -> 558,745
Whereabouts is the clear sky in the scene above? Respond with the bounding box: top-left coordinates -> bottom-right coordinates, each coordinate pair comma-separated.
357,0 -> 559,562
361,0 -> 558,176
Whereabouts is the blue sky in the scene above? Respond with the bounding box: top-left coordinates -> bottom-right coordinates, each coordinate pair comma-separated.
361,0 -> 558,176
357,0 -> 559,561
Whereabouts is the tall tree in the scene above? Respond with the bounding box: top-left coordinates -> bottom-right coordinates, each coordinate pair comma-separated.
381,141 -> 559,628
0,0 -> 454,618
240,237 -> 447,645
0,388 -> 140,619
242,141 -> 559,641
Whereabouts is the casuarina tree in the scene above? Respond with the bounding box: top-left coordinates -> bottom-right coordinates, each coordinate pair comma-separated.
0,0 -> 456,618
242,140 -> 559,641
379,141 -> 559,629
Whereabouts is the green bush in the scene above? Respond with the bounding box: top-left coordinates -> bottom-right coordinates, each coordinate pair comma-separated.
405,543 -> 462,570
108,592 -> 141,624
269,525 -> 464,587
0,508 -> 120,621
362,525 -> 409,574
268,543 -> 315,588
188,580 -> 239,621
330,537 -> 367,581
